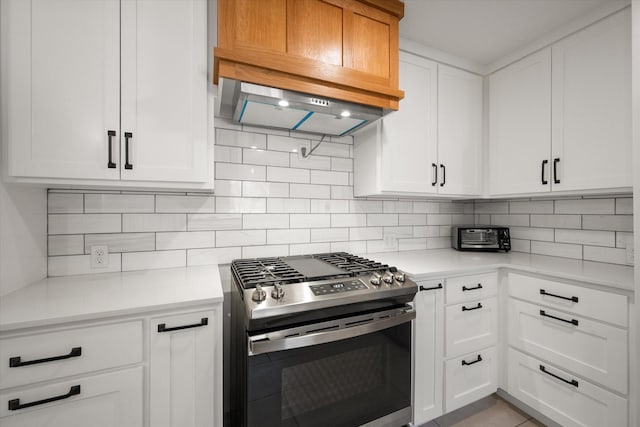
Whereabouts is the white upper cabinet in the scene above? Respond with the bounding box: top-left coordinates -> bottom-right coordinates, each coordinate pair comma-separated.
121,0 -> 208,184
354,52 -> 482,198
3,0 -> 121,181
489,49 -> 552,196
1,0 -> 211,189
489,8 -> 631,197
437,64 -> 483,196
551,8 -> 632,192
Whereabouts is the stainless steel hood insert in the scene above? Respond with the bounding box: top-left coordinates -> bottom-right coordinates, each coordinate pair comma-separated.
217,79 -> 387,137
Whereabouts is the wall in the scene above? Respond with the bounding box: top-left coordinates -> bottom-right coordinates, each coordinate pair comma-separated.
0,179 -> 47,295
475,196 -> 634,265
45,119 -> 474,276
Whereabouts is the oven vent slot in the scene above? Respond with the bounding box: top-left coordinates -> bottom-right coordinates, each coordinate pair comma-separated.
284,333 -> 301,338
345,317 -> 375,327
306,325 -> 340,334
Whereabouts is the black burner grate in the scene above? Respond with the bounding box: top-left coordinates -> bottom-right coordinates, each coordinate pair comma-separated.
232,257 -> 306,288
315,252 -> 389,275
231,252 -> 390,289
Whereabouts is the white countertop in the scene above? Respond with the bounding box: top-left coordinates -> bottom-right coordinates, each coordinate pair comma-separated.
0,265 -> 223,332
363,249 -> 635,292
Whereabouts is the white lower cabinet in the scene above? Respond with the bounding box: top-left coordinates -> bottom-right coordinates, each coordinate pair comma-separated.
445,297 -> 497,357
445,346 -> 498,413
414,280 -> 444,425
508,349 -> 627,427
0,367 -> 143,427
150,310 -> 218,427
508,298 -> 627,393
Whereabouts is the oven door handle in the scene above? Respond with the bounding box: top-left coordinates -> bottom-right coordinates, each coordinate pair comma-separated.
248,310 -> 416,356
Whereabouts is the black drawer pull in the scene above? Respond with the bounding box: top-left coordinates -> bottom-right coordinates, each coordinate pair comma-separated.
8,385 -> 80,411
462,283 -> 483,291
10,347 -> 82,368
540,364 -> 578,388
540,310 -> 578,326
431,163 -> 437,186
540,289 -> 578,303
440,164 -> 446,187
461,355 -> 483,366
158,317 -> 208,333
107,130 -> 116,168
462,303 -> 483,312
419,283 -> 443,292
553,158 -> 560,184
541,159 -> 548,185
124,132 -> 133,170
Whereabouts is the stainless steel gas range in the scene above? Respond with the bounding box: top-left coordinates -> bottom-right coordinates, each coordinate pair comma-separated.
229,252 -> 417,427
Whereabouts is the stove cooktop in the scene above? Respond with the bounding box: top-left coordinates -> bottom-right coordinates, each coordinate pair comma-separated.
231,252 -> 417,321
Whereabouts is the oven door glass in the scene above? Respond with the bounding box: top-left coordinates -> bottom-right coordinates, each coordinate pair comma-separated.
246,321 -> 411,427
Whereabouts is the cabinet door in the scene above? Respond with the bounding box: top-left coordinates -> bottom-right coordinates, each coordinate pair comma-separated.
120,0 -> 208,183
444,346 -> 497,413
150,310 -> 219,427
3,0 -> 120,180
445,297 -> 498,357
437,65 -> 483,196
551,9 -> 631,191
414,281 -> 444,425
380,52 -> 438,194
0,368 -> 143,427
489,49 -> 551,196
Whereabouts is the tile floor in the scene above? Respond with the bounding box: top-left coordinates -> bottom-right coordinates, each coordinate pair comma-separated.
423,394 -> 545,427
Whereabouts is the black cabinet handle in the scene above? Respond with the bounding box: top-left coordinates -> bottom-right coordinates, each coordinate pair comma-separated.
158,317 -> 208,333
419,283 -> 443,292
10,347 -> 82,368
431,163 -> 437,186
462,283 -> 483,292
462,302 -> 483,312
541,159 -> 548,185
540,289 -> 578,303
107,130 -> 116,168
540,365 -> 578,388
8,385 -> 80,411
540,310 -> 578,326
124,132 -> 133,170
553,158 -> 560,184
461,355 -> 483,366
440,164 -> 446,187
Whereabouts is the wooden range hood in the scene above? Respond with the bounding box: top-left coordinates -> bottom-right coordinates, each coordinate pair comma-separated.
214,0 -> 405,111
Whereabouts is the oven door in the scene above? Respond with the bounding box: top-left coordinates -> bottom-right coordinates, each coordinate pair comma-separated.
245,306 -> 414,427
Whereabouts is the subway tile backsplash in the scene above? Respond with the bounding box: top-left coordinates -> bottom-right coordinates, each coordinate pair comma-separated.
45,119 -> 634,276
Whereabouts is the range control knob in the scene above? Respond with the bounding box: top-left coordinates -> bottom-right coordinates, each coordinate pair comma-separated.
394,271 -> 406,283
271,283 -> 285,300
252,284 -> 266,302
382,272 -> 394,285
370,272 -> 382,286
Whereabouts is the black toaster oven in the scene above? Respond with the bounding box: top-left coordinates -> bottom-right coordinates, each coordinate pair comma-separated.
452,225 -> 511,252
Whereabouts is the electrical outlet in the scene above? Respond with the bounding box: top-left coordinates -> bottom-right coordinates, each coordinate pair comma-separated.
91,245 -> 109,268
626,240 -> 634,264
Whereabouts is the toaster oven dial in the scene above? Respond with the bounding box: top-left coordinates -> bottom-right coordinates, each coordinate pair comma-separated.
382,272 -> 394,285
370,272 -> 382,286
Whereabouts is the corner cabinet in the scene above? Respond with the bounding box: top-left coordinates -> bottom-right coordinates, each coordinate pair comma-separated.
489,7 -> 631,197
354,52 -> 482,198
1,0 -> 212,190
215,0 -> 404,110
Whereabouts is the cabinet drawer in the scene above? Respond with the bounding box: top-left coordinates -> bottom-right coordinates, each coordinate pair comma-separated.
445,272 -> 497,304
508,273 -> 627,327
445,346 -> 497,413
445,297 -> 497,357
507,349 -> 627,427
0,321 -> 142,389
0,367 -> 143,426
508,298 -> 627,393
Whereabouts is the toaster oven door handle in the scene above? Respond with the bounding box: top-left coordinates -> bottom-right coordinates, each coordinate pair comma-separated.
248,310 -> 416,356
